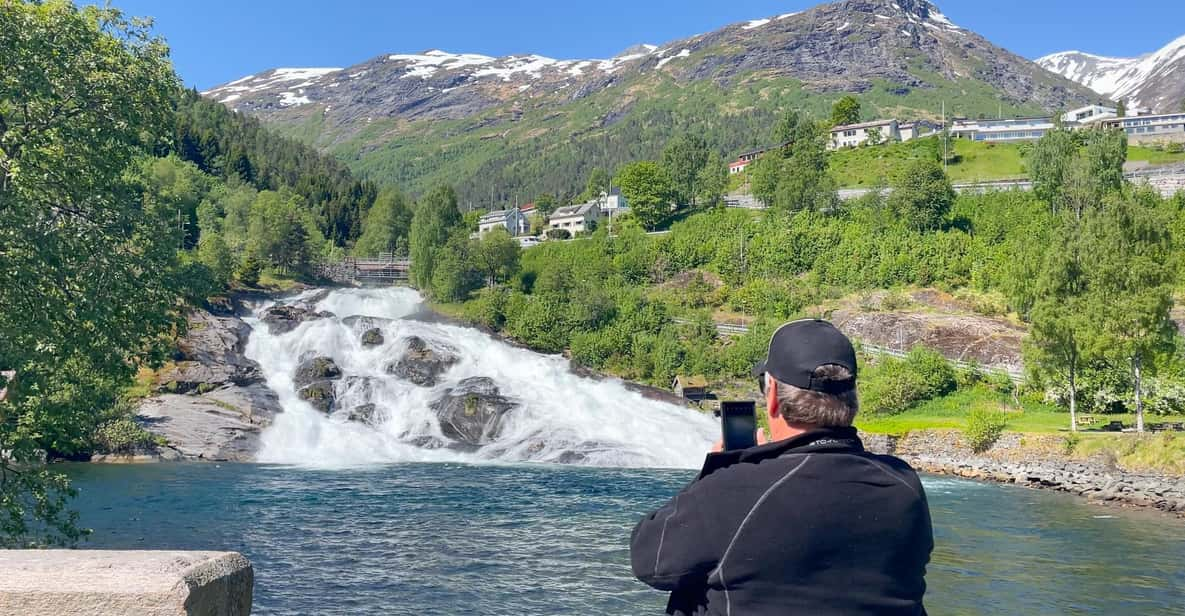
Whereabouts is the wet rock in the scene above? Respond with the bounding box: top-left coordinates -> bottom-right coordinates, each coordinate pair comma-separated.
261,304 -> 334,335
429,377 -> 517,447
386,336 -> 459,387
361,328 -> 384,347
342,315 -> 393,331
345,403 -> 378,424
297,381 -> 336,414
294,356 -> 342,389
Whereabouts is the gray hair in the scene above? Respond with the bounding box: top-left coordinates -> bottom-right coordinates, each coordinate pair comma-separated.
773,364 -> 859,427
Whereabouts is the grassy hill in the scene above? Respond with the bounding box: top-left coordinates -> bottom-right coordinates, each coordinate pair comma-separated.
827,138 -> 1185,188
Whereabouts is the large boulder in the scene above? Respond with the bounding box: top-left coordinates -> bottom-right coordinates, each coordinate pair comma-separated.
156,311 -> 263,394
429,377 -> 517,448
261,304 -> 334,335
294,356 -> 342,389
386,336 -> 459,387
361,328 -> 384,346
297,381 -> 336,413
294,356 -> 343,414
346,403 -> 379,424
135,383 -> 282,461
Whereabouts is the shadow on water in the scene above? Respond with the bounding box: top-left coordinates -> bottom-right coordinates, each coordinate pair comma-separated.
63,463 -> 1185,616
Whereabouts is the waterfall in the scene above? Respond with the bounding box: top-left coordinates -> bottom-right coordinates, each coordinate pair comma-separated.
245,287 -> 718,469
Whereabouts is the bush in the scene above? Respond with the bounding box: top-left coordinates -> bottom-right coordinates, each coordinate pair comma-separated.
860,347 -> 958,415
1166,142 -> 1185,154
545,228 -> 571,240
92,414 -> 160,455
964,405 -> 1007,453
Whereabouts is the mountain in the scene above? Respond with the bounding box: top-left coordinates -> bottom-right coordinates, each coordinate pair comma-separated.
205,0 -> 1097,205
1037,34 -> 1185,113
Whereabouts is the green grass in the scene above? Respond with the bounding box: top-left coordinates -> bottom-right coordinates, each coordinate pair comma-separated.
856,386 -> 1185,436
832,141 -> 1185,188
1070,432 -> 1185,475
1128,146 -> 1185,166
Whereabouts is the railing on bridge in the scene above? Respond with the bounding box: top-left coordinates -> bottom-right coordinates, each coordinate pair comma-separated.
319,253 -> 411,284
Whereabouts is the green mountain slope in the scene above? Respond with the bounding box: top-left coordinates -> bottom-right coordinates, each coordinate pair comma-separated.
205,0 -> 1100,205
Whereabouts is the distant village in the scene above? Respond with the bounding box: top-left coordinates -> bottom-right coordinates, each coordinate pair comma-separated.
479,103 -> 1185,245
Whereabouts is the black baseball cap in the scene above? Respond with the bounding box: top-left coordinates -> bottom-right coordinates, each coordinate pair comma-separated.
753,319 -> 857,393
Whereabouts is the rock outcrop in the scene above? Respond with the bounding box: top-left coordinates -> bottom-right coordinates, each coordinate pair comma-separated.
386,336 -> 458,387
294,356 -> 342,413
429,377 -> 517,448
261,303 -> 334,335
131,307 -> 282,462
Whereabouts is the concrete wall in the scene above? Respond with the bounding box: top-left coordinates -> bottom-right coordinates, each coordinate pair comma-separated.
0,550 -> 253,615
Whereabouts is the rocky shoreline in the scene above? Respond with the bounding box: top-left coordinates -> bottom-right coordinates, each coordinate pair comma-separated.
862,430 -> 1185,518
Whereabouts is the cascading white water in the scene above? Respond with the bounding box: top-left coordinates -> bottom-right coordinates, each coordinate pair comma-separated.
245,287 -> 718,469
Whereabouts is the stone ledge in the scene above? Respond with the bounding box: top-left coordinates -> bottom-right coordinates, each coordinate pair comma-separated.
0,550 -> 253,615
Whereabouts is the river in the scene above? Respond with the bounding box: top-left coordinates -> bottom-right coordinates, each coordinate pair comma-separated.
69,287 -> 1185,614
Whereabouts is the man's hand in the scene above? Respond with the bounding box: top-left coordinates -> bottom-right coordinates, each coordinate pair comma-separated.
710,430 -> 768,453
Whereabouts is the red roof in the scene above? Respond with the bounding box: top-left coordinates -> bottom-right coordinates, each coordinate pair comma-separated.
519,202 -> 536,213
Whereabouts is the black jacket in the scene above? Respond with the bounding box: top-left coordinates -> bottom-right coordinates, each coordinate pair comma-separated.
630,427 -> 933,616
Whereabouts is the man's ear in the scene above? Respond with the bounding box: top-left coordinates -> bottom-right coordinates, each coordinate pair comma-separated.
766,376 -> 778,419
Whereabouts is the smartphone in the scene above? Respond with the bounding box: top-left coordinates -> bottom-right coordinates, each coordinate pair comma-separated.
720,401 -> 758,451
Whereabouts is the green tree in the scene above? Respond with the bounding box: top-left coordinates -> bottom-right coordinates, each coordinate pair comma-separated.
1028,126 -> 1078,210
1084,127 -> 1127,193
1116,100 -> 1127,117
0,0 -> 179,546
580,168 -> 611,202
409,186 -> 462,288
831,95 -> 861,127
534,193 -> 557,217
615,162 -> 674,230
661,134 -> 710,207
247,191 -> 322,275
354,189 -> 413,256
430,231 -> 481,301
196,230 -> 235,287
1084,195 -> 1177,432
472,229 -> 521,285
888,158 -> 955,231
748,153 -> 781,206
1026,220 -> 1095,432
696,151 -> 729,208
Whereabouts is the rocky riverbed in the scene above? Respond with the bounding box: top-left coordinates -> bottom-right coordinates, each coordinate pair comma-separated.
862,430 -> 1185,518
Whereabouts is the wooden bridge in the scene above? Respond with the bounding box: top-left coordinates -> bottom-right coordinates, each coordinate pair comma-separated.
319,253 -> 411,284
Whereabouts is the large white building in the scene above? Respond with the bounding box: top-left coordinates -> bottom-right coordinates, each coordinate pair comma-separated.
829,119 -> 900,150
950,117 -> 1056,142
1102,112 -> 1185,144
1062,104 -> 1117,126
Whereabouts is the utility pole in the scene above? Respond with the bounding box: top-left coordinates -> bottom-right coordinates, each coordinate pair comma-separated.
942,100 -> 948,174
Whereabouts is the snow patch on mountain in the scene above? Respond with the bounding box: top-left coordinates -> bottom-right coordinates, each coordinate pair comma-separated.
1038,34 -> 1185,109
656,49 -> 691,70
743,18 -> 771,30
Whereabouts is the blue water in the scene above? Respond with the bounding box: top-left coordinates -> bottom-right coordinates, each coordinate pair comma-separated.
65,463 -> 1185,615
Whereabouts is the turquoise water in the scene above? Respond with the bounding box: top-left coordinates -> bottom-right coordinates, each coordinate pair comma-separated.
66,463 -> 1185,615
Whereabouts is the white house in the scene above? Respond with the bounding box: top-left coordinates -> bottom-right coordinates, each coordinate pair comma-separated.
1102,112 -> 1185,144
547,203 -> 600,235
597,188 -> 628,215
478,208 -> 527,237
829,119 -> 900,150
1062,104 -> 1117,126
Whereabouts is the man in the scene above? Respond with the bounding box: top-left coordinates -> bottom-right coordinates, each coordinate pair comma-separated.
630,319 -> 933,615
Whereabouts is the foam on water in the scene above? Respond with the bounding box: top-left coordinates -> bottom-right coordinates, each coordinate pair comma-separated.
246,287 -> 717,469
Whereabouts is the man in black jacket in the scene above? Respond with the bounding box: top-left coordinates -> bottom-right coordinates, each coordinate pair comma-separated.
631,320 -> 933,615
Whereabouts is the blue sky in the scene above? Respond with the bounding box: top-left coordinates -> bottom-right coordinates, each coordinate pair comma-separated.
106,0 -> 1185,90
